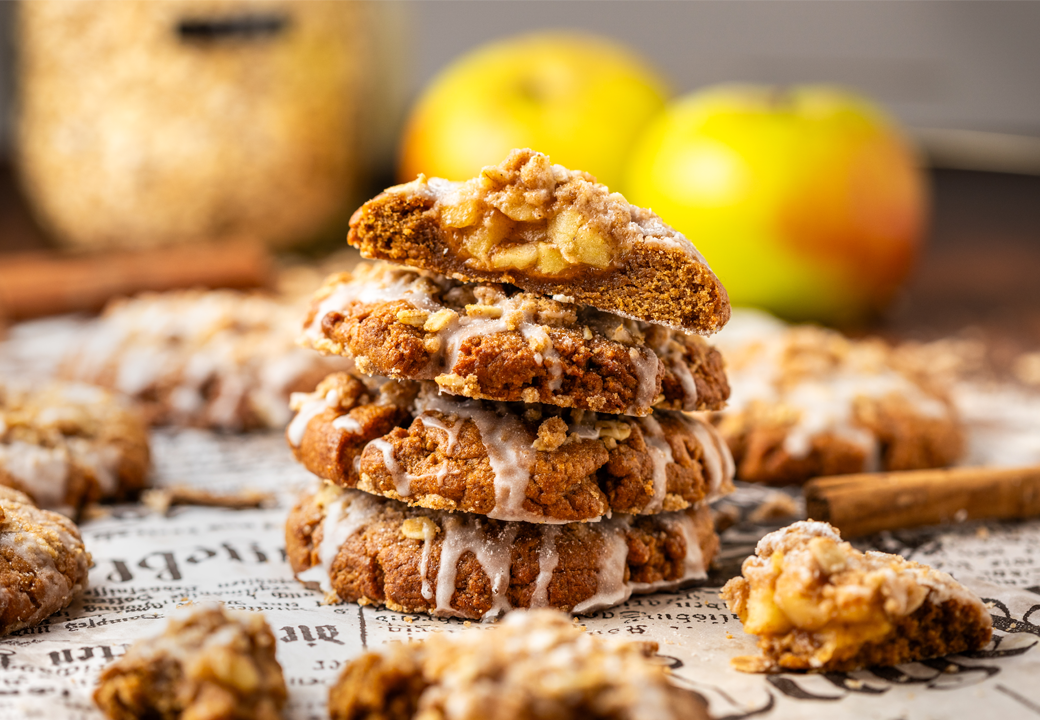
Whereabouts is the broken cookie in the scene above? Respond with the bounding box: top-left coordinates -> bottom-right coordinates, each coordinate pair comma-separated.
347,148 -> 730,334
721,520 -> 993,672
93,604 -> 286,720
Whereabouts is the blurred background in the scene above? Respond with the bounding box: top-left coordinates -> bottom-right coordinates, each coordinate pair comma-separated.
0,1 -> 1038,349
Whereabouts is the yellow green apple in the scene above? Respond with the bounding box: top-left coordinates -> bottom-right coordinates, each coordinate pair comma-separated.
625,84 -> 929,325
398,31 -> 668,190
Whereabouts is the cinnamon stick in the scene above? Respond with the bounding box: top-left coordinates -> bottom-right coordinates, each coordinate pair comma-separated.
804,465 -> 1040,537
0,238 -> 272,320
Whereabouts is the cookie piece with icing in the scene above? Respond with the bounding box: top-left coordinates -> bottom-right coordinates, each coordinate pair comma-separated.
721,521 -> 993,672
0,382 -> 149,514
59,289 -> 351,431
329,609 -> 710,720
301,263 -> 729,416
0,486 -> 90,636
713,313 -> 964,485
94,604 -> 286,720
286,485 -> 719,620
288,374 -> 734,523
347,148 -> 730,334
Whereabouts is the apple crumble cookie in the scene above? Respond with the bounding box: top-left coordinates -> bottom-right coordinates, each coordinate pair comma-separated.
0,486 -> 90,636
286,485 -> 719,619
93,604 -> 287,720
328,609 -> 710,720
0,382 -> 149,514
721,521 -> 992,672
60,289 -> 351,431
288,374 -> 734,523
713,312 -> 964,484
301,263 -> 729,416
347,148 -> 730,333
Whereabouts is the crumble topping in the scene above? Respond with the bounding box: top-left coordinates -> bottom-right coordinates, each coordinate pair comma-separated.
392,148 -> 705,280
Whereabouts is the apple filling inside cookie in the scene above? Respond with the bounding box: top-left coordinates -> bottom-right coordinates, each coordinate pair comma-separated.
721,521 -> 992,672
431,149 -> 619,277
399,147 -> 700,281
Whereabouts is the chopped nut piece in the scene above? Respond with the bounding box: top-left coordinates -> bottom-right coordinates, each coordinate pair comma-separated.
395,308 -> 429,327
533,416 -> 569,451
423,308 -> 458,333
597,421 -> 632,441
808,535 -> 848,574
400,516 -> 438,540
611,324 -> 634,344
465,304 -> 504,320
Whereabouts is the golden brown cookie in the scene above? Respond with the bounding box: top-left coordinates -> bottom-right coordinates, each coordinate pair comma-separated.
93,604 -> 287,720
301,263 -> 729,415
288,374 -> 734,523
721,521 -> 993,672
713,315 -> 964,485
286,484 -> 719,620
0,486 -> 90,636
59,289 -> 351,431
329,609 -> 711,720
0,382 -> 149,514
347,148 -> 730,334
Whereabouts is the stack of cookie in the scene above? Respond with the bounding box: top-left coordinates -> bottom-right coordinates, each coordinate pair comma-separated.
284,149 -> 736,619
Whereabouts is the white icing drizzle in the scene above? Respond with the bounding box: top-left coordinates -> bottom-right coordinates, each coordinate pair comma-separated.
530,526 -> 562,608
418,520 -> 438,601
331,415 -> 362,434
668,513 -> 707,581
634,416 -> 673,513
572,518 -> 632,614
286,391 -> 334,448
684,415 -> 735,500
416,391 -> 536,521
626,347 -> 661,415
70,290 -> 349,431
297,490 -> 383,598
415,414 -> 461,455
433,516 -> 519,619
303,269 -> 443,346
717,311 -> 952,464
66,439 -> 123,496
0,499 -> 85,628
369,439 -> 412,496
668,344 -> 699,411
0,441 -> 70,509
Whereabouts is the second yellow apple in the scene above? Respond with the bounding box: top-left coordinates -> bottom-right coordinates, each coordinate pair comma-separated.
626,84 -> 928,325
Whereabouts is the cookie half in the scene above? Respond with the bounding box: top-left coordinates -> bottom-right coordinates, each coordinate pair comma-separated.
60,289 -> 351,431
286,485 -> 719,620
0,382 -> 149,514
0,486 -> 90,636
721,521 -> 993,672
347,148 -> 730,333
288,373 -> 734,523
302,263 -> 729,416
329,610 -> 710,720
714,316 -> 964,485
94,604 -> 286,720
